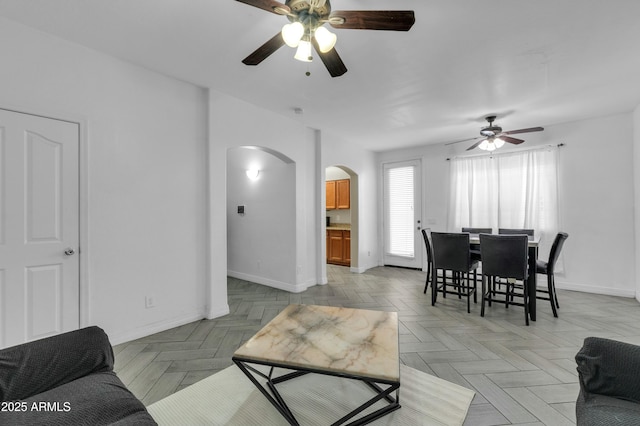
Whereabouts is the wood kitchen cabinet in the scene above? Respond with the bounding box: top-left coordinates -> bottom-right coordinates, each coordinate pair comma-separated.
327,229 -> 350,266
325,179 -> 349,210
326,181 -> 336,210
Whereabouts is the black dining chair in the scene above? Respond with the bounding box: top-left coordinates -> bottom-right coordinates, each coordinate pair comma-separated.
462,227 -> 493,261
479,234 -> 530,325
431,232 -> 479,313
462,227 -> 493,234
536,232 -> 569,317
498,228 -> 534,237
421,228 -> 435,294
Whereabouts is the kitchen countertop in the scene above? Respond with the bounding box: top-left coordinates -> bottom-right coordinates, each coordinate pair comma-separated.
327,223 -> 351,231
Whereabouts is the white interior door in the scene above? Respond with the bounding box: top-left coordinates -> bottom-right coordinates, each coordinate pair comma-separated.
383,160 -> 422,269
0,109 -> 80,349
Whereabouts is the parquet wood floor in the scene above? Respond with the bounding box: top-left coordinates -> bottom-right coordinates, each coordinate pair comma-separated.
114,265 -> 640,425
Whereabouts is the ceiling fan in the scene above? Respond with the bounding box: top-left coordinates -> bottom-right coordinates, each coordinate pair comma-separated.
448,116 -> 544,151
235,0 -> 415,77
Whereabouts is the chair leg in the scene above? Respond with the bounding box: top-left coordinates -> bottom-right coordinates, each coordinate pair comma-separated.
431,269 -> 438,306
481,275 -> 486,317
442,273 -> 447,299
466,273 -> 471,314
423,262 -> 431,294
487,277 -> 496,306
523,278 -> 530,326
552,274 -> 560,309
473,270 -> 477,304
548,273 -> 558,317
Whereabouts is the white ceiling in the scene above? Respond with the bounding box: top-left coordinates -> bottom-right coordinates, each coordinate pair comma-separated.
2,0 -> 640,152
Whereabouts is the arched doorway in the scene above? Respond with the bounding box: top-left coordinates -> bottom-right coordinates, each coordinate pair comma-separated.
325,165 -> 359,271
226,146 -> 300,291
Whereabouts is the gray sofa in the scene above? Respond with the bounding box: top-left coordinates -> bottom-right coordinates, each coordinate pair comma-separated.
0,326 -> 156,425
575,337 -> 640,425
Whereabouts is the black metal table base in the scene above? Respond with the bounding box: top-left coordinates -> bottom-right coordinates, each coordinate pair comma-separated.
233,359 -> 401,426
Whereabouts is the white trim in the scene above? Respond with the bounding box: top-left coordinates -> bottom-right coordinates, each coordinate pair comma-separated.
555,280 -> 636,298
109,311 -> 206,346
206,303 -> 230,320
227,270 -> 314,294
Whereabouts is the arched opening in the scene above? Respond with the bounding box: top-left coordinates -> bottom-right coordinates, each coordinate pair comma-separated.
325,165 -> 359,272
226,146 -> 299,291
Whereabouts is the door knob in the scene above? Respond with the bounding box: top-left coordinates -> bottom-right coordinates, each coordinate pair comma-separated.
64,248 -> 75,256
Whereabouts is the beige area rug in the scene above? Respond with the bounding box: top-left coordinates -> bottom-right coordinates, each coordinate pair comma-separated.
148,364 -> 475,425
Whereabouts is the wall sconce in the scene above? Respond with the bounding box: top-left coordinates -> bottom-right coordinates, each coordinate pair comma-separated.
246,168 -> 260,180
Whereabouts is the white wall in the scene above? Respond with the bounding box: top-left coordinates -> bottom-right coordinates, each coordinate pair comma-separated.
633,105 -> 640,302
227,147 -> 297,290
379,112 -> 637,297
209,92 -> 319,298
0,17 -> 209,344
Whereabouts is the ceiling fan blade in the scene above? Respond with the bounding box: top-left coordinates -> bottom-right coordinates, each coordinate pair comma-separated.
242,32 -> 286,66
501,135 -> 525,145
328,11 -> 415,31
503,127 -> 544,135
235,0 -> 291,15
445,137 -> 481,146
467,139 -> 485,151
312,38 -> 347,77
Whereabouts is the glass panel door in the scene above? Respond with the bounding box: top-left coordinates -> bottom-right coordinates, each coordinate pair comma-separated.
383,160 -> 422,268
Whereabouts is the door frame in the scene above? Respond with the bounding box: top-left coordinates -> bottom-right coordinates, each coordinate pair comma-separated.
381,159 -> 423,269
1,103 -> 88,328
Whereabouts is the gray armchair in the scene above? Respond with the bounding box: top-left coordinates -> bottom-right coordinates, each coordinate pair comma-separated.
575,337 -> 640,425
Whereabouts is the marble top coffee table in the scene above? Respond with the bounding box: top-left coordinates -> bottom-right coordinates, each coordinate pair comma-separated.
232,304 -> 400,426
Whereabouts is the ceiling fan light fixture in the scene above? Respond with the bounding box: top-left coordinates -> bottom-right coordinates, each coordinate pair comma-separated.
494,137 -> 505,148
282,22 -> 304,47
294,39 -> 313,62
314,26 -> 337,53
478,139 -> 489,150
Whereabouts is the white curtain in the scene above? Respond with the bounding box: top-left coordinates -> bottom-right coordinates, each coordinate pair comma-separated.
448,147 -> 559,256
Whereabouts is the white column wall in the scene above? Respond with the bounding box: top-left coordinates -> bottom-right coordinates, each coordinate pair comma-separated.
633,105 -> 640,302
208,91 -> 318,307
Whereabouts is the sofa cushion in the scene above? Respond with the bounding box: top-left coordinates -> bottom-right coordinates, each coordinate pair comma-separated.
0,326 -> 114,402
0,371 -> 156,426
575,337 -> 640,403
577,391 -> 640,426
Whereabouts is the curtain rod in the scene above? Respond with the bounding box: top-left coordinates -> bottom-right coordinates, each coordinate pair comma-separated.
446,143 -> 564,161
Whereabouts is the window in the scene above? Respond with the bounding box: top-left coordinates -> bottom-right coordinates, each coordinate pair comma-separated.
448,147 -> 559,254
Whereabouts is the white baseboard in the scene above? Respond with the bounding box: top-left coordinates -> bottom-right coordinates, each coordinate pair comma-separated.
227,270 -> 312,293
206,303 -> 230,320
109,311 -> 206,346
555,280 -> 636,298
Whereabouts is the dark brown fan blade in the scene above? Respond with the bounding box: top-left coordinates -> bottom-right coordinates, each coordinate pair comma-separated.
235,0 -> 290,15
467,139 -> 485,151
328,11 -> 415,31
445,137 -> 480,146
501,136 -> 525,145
503,127 -> 544,135
242,32 -> 285,65
312,38 -> 347,77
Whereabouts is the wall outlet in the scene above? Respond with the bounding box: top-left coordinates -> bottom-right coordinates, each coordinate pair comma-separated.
145,296 -> 155,309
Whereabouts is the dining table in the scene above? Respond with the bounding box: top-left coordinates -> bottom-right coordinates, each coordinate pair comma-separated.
468,233 -> 541,321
